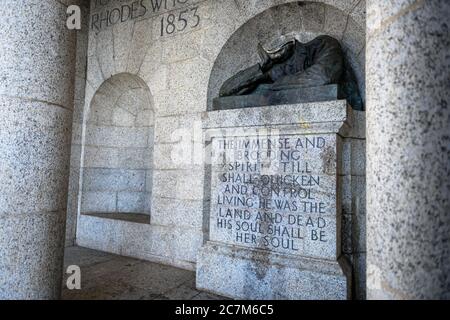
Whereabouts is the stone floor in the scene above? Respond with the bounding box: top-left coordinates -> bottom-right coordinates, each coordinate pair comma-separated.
62,246 -> 227,300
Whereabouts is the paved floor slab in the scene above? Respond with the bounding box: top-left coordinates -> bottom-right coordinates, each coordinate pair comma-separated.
62,246 -> 227,300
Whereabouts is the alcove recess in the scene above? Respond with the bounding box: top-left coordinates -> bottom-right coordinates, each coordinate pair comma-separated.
80,73 -> 154,224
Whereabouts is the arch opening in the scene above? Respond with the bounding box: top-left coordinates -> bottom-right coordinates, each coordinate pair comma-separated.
80,73 -> 154,223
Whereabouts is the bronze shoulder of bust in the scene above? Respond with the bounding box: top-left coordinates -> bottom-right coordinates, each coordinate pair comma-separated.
214,35 -> 363,111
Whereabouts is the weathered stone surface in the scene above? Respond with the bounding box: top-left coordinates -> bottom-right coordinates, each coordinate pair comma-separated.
151,197 -> 204,229
353,252 -> 367,300
0,212 -> 66,299
0,0 -> 77,108
203,100 -> 351,129
84,126 -> 150,148
67,9 -> 91,245
0,0 -> 77,299
77,214 -> 203,271
324,5 -> 348,40
63,246 -> 112,269
152,142 -> 203,171
81,191 -> 117,213
152,169 -> 205,201
366,0 -> 450,299
197,243 -> 350,300
82,168 -> 147,192
117,192 -> 148,213
0,98 -> 72,215
66,166 -> 81,247
62,246 -> 226,300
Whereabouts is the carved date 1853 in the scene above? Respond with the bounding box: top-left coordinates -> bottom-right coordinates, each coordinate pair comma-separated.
160,6 -> 200,36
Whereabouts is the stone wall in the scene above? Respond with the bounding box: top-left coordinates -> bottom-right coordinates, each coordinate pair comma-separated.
342,111 -> 366,299
66,0 -> 90,247
68,0 -> 367,298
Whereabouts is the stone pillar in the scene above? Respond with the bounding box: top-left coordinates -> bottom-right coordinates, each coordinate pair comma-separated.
366,0 -> 450,299
0,0 -> 77,299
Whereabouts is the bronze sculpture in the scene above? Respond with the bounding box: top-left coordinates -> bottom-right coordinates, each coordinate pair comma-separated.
214,35 -> 363,111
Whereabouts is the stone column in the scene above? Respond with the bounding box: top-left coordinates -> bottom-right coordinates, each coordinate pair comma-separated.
0,0 -> 77,299
366,0 -> 450,299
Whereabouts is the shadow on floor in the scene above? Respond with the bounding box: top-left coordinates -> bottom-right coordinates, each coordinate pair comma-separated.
62,246 -> 227,300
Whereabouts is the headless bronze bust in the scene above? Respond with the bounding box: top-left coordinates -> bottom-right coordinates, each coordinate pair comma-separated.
217,35 -> 363,110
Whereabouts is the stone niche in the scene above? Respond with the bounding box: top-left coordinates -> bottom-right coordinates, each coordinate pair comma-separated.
80,73 -> 154,223
207,1 -> 366,111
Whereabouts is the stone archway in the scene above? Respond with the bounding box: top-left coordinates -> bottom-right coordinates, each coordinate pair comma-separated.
80,73 -> 154,223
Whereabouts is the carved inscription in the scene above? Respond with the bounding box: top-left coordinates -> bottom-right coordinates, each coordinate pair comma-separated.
91,0 -> 147,31
209,134 -> 338,259
91,0 -> 202,34
160,6 -> 200,36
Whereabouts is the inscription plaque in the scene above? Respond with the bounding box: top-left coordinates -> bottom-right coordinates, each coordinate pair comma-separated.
209,134 -> 340,260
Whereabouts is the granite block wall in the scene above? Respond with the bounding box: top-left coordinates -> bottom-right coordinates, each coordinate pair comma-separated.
69,0 -> 367,298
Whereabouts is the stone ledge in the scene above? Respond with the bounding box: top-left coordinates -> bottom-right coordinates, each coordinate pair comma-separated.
202,100 -> 352,129
82,212 -> 150,224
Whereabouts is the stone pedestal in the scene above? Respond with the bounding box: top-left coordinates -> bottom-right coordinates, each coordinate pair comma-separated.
197,100 -> 353,300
